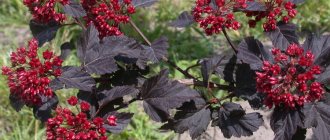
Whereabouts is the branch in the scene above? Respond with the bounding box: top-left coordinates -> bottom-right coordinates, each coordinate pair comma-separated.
129,20 -> 152,46
167,60 -> 196,79
128,19 -> 234,92
222,27 -> 238,53
177,79 -> 232,90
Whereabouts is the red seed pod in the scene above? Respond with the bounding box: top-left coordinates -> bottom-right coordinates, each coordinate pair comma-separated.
46,100 -> 110,140
1,38 -> 62,106
256,44 -> 325,109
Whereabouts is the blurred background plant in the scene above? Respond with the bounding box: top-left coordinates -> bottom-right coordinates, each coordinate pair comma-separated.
0,0 -> 329,139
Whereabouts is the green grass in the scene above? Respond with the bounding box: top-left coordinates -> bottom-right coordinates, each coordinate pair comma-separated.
0,0 -> 329,139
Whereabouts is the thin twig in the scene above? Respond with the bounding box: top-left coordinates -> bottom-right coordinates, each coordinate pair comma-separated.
222,27 -> 238,53
128,19 -> 234,93
167,60 -> 196,79
129,20 -> 152,46
177,79 -> 232,90
74,18 -> 86,30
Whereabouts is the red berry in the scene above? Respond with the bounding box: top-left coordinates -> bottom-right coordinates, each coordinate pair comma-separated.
1,38 -> 62,106
80,101 -> 90,111
256,44 -> 325,109
67,96 -> 78,106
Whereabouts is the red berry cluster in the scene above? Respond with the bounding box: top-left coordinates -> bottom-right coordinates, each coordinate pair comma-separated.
1,39 -> 62,106
192,0 -> 251,35
256,44 -> 325,109
46,96 -> 118,140
23,0 -> 69,23
245,0 -> 297,31
81,0 -> 136,39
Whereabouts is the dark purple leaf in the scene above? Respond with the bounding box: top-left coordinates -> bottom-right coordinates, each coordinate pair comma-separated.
132,0 -> 158,8
59,42 -> 74,60
110,68 -> 148,86
270,107 -> 304,140
201,55 -> 225,86
77,25 -> 119,74
266,23 -> 299,50
170,11 -> 194,28
303,34 -> 330,68
302,102 -> 330,140
77,24 -> 99,62
161,108 -> 211,139
103,112 -> 134,133
101,36 -> 148,69
215,54 -> 237,83
101,36 -> 141,58
237,37 -> 272,70
9,94 -> 24,112
235,64 -> 263,108
212,102 -> 263,138
137,37 -> 169,68
84,51 -> 118,75
292,127 -> 307,140
29,20 -> 60,47
62,0 -> 86,18
149,36 -> 169,61
33,95 -> 58,122
52,66 -> 96,91
140,69 -> 202,122
98,86 -> 139,107
317,67 -> 330,84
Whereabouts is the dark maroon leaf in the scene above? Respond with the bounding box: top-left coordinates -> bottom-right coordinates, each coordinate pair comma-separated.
33,95 -> 58,122
201,55 -> 225,86
266,23 -> 299,50
98,86 -> 139,108
77,25 -> 119,74
149,36 -> 169,61
321,92 -> 330,105
140,69 -> 202,122
103,112 -> 134,133
170,11 -> 194,28
77,24 -> 99,62
52,66 -> 96,91
292,127 -> 307,140
237,37 -> 272,70
101,36 -> 150,69
84,49 -> 118,75
270,107 -> 304,140
212,102 -> 263,138
29,20 -> 60,47
101,36 -> 141,58
9,94 -> 24,112
132,0 -> 158,8
137,37 -> 169,68
303,34 -> 330,68
302,102 -> 330,140
215,54 -> 237,83
62,0 -> 86,18
109,68 -> 148,86
235,64 -> 263,108
161,107 -> 211,139
317,67 -> 330,84
59,42 -> 74,60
